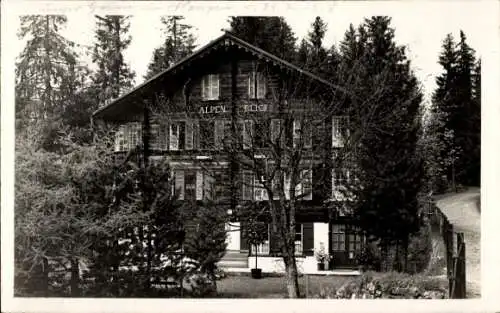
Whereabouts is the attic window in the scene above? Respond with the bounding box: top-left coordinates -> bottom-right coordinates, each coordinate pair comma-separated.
202,74 -> 220,101
248,72 -> 266,99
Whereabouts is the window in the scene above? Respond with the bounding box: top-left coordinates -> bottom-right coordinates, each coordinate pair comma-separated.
254,175 -> 268,201
242,120 -> 254,150
347,227 -> 364,259
295,224 -> 303,255
332,167 -> 350,199
169,122 -> 185,151
331,224 -> 346,251
292,120 -> 301,148
199,120 -> 214,150
194,171 -> 215,200
215,120 -> 231,149
332,116 -> 349,148
184,171 -> 196,201
248,72 -> 266,99
150,124 -> 168,151
114,122 -> 142,152
173,170 -> 185,200
202,74 -> 220,100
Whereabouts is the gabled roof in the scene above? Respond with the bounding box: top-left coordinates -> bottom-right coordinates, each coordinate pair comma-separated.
92,31 -> 335,120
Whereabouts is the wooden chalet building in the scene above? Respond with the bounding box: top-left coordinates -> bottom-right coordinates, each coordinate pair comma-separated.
92,31 -> 364,272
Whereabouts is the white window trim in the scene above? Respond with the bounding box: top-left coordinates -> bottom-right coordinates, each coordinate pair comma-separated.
332,116 -> 349,148
332,167 -> 350,200
169,123 -> 180,151
295,224 -> 303,255
248,72 -> 266,99
254,174 -> 269,201
202,74 -> 220,101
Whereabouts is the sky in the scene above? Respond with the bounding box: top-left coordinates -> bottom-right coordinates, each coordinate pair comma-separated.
8,1 -> 489,106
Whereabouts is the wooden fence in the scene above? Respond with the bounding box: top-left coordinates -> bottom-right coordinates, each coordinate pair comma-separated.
427,203 -> 467,298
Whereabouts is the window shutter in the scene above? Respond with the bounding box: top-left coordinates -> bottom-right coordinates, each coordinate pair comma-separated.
248,73 -> 255,99
196,171 -> 204,200
179,121 -> 185,150
185,120 -> 194,150
293,120 -> 301,148
302,223 -> 314,256
202,76 -> 207,99
193,120 -> 199,149
174,170 -> 185,200
303,169 -> 313,200
169,123 -> 178,150
115,126 -> 125,151
203,173 -> 215,200
211,74 -> 219,100
257,73 -> 266,99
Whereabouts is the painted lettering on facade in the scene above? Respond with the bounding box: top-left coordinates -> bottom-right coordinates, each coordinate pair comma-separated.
198,104 -> 269,114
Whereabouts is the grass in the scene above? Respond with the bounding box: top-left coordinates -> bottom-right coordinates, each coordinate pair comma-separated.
216,274 -> 353,298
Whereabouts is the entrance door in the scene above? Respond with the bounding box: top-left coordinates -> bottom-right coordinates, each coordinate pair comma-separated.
330,224 -> 364,268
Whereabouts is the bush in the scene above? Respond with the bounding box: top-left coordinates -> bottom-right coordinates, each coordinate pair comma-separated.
406,222 -> 433,274
311,271 -> 447,299
355,242 -> 381,271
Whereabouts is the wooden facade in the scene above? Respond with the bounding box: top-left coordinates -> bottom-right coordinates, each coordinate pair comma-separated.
93,32 -> 364,268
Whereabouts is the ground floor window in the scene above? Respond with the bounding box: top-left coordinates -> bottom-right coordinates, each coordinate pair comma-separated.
330,223 -> 365,267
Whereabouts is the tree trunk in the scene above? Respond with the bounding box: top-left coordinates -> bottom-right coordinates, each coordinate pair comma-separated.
70,258 -> 80,296
284,253 -> 300,298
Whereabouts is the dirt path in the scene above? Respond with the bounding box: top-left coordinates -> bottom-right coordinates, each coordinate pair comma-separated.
435,187 -> 481,298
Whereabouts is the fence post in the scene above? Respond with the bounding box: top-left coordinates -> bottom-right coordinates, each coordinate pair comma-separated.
455,233 -> 466,298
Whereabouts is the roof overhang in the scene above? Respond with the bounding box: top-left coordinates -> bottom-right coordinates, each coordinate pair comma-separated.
92,31 -> 336,121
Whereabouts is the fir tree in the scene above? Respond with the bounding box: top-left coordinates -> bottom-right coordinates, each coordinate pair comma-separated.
144,16 -> 196,80
15,15 -> 80,122
229,16 -> 297,61
91,15 -> 135,104
339,16 -> 425,271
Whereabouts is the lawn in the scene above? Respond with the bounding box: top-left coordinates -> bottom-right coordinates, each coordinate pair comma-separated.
216,274 -> 354,298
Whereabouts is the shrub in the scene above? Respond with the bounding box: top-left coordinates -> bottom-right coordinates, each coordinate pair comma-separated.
406,222 -> 433,274
355,242 -> 381,271
312,271 -> 447,299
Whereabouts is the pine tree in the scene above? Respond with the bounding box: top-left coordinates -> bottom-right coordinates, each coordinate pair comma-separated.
91,15 -> 135,104
431,31 -> 479,188
339,17 -> 425,271
455,31 -> 479,185
229,16 -> 297,61
144,16 -> 196,80
15,15 -> 80,122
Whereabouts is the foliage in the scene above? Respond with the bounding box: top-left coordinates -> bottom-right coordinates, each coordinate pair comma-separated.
312,271 -> 448,299
229,16 -> 297,61
337,16 -> 425,269
15,15 -> 82,122
91,15 -> 135,103
355,242 -> 381,271
144,16 -> 196,80
430,31 -> 480,188
183,198 -> 228,295
405,220 -> 433,274
314,246 -> 332,263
